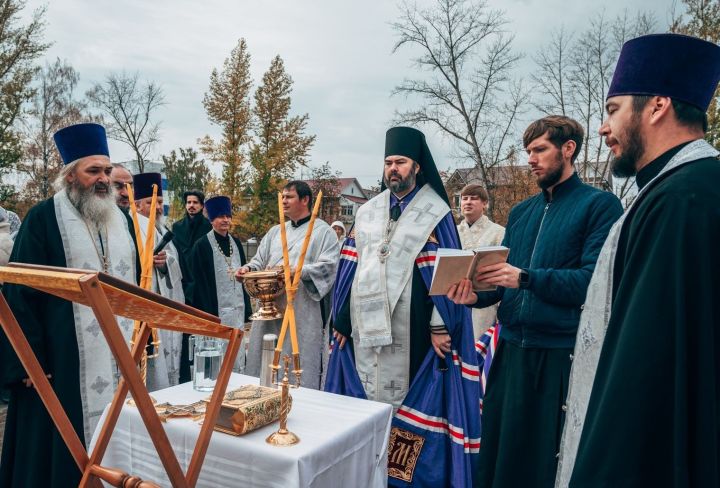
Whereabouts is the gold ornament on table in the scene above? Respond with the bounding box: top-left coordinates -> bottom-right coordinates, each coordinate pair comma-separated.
237,268 -> 287,320
204,384 -> 288,436
265,355 -> 300,446
154,400 -> 206,422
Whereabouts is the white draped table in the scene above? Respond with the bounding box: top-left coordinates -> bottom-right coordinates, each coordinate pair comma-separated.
90,374 -> 393,487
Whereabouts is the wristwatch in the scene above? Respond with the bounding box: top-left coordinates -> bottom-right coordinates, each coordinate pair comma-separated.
519,269 -> 530,289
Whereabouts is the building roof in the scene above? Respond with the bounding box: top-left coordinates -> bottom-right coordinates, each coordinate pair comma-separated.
363,188 -> 380,199
305,177 -> 366,198
446,160 -> 613,191
341,194 -> 368,204
446,165 -> 531,187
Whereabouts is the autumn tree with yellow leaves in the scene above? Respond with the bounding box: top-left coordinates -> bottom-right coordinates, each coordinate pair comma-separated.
201,40 -> 314,237
200,39 -> 253,211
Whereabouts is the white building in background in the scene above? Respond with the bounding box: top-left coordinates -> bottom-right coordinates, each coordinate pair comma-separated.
304,177 -> 369,229
336,178 -> 368,226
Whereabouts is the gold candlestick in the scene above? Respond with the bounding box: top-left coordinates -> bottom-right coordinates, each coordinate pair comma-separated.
265,355 -> 300,446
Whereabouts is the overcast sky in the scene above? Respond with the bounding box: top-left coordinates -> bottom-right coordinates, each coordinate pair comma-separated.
26,0 -> 676,187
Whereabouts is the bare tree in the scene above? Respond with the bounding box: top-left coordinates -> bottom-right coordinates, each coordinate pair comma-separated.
19,58 -> 87,200
391,0 -> 525,219
532,27 -> 572,117
670,0 -> 720,147
86,71 -> 165,172
531,10 -> 657,204
0,0 -> 49,206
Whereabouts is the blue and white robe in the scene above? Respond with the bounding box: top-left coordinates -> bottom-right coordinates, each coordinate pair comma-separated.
325,187 -> 482,488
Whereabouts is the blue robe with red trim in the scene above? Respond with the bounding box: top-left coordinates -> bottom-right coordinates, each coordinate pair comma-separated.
325,212 -> 481,488
475,324 -> 500,414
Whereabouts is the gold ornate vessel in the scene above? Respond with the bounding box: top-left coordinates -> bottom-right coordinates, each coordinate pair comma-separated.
238,269 -> 286,320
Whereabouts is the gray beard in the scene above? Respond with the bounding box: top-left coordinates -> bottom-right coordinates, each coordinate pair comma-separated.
66,182 -> 117,228
154,214 -> 167,233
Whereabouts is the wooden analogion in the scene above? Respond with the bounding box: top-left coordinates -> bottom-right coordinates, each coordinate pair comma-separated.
0,263 -> 243,488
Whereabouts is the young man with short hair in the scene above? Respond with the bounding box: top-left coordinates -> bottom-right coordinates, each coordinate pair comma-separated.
172,189 -> 212,297
237,180 -> 339,389
449,115 -> 623,488
457,183 -> 504,339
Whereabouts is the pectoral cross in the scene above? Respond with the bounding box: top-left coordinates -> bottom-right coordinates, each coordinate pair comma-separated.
227,267 -> 238,288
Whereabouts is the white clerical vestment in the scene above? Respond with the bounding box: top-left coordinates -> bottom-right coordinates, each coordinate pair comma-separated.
351,186 -> 447,408
457,215 -> 505,339
134,213 -> 184,391
244,218 -> 340,389
54,190 -> 136,443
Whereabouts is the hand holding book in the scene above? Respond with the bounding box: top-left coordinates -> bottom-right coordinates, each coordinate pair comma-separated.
428,246 -> 510,296
472,261 -> 522,289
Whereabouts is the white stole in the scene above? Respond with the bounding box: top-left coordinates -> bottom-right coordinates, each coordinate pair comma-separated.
207,231 -> 246,329
555,139 -> 720,487
134,214 -> 184,390
207,231 -> 247,371
54,190 -> 136,444
351,185 -> 447,347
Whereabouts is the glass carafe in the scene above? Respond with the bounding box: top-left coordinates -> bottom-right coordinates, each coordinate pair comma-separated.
190,335 -> 226,392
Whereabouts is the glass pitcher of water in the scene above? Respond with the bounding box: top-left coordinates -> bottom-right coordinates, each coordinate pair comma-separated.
189,336 -> 226,392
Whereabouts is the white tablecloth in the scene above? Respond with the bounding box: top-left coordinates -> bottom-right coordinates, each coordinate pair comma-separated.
89,374 -> 392,488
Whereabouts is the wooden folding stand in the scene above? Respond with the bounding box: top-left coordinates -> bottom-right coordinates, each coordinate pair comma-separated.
0,263 -> 243,488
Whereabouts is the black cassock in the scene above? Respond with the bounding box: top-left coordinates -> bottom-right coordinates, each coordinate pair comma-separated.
172,215 -> 212,382
570,150 -> 720,487
180,233 -> 252,381
171,213 -> 212,302
0,198 -> 139,488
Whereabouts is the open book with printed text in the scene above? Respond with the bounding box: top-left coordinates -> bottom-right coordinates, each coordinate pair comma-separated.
428,246 -> 510,296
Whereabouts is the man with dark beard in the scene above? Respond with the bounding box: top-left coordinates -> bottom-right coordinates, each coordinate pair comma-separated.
326,127 -> 480,487
448,115 -> 623,488
556,34 -> 720,488
171,189 -> 211,382
172,190 -> 211,298
0,123 -> 140,487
